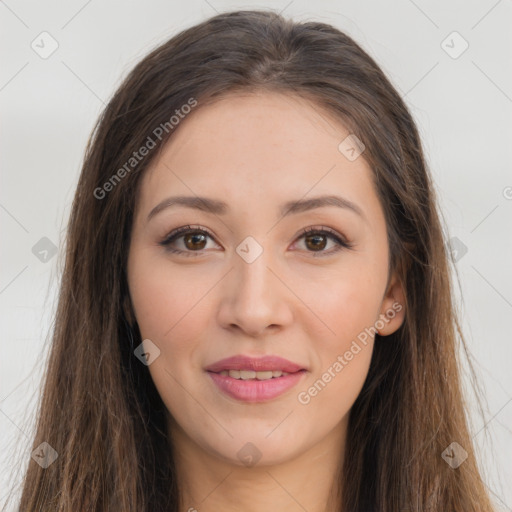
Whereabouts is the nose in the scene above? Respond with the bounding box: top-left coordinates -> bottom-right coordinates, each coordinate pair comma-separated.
216,246 -> 293,337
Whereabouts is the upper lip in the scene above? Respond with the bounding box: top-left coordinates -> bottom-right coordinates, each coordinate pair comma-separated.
205,355 -> 306,373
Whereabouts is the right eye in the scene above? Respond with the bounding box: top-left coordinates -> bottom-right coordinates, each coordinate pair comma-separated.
159,225 -> 220,256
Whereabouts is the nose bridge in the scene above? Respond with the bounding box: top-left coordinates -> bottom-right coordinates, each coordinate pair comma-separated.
217,239 -> 290,335
233,243 -> 275,308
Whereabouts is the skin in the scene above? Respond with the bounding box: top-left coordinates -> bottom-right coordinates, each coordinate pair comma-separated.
126,91 -> 405,512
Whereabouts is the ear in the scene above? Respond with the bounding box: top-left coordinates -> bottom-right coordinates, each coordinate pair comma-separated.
376,272 -> 406,336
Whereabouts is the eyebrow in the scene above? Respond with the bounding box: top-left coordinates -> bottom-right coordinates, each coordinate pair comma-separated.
146,194 -> 366,223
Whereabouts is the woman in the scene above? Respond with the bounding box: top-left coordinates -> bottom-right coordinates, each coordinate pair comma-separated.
14,9 -> 495,511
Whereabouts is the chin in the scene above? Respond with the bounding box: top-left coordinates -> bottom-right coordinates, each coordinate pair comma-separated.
201,433 -> 305,469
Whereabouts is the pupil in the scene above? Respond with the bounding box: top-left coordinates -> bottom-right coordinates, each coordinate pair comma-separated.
306,234 -> 326,251
185,233 -> 206,250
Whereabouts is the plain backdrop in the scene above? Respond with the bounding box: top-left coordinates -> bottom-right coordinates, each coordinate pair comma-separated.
1,1 -> 511,510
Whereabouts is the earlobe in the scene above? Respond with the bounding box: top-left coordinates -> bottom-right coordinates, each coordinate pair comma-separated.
377,273 -> 406,336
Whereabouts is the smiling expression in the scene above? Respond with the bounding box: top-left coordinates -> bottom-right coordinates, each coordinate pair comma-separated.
126,91 -> 404,466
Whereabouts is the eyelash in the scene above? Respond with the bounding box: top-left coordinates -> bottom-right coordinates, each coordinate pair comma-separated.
159,225 -> 353,257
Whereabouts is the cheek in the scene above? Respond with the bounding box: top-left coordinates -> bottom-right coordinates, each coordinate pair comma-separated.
128,252 -> 211,343
127,255 -> 213,408
312,285 -> 376,374
296,281 -> 377,416
292,259 -> 384,409
293,257 -> 386,346
127,255 -> 220,409
299,342 -> 373,423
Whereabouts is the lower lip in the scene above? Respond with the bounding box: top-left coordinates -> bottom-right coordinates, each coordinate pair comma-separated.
207,371 -> 306,402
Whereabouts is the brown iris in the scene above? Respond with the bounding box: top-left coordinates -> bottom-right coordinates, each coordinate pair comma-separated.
304,233 -> 327,251
183,232 -> 208,250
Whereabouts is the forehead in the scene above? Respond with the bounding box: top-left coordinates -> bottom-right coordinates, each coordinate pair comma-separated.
155,91 -> 352,167
135,91 -> 377,221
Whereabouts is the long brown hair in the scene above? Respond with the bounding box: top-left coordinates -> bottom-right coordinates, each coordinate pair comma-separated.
10,9 -> 496,511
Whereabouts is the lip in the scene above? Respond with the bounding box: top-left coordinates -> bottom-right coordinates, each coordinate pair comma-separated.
205,355 -> 307,403
207,370 -> 306,402
204,355 -> 306,373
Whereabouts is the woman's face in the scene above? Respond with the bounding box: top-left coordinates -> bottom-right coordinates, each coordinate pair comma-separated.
127,92 -> 404,466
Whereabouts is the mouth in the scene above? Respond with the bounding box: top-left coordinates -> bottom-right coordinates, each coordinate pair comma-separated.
205,355 -> 307,402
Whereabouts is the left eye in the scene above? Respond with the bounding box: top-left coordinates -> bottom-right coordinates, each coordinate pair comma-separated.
294,227 -> 350,254
160,225 -> 352,257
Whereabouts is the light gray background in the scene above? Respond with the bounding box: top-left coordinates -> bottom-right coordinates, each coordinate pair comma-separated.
1,1 -> 511,510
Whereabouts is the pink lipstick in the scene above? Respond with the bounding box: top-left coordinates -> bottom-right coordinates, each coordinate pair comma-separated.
205,355 -> 307,403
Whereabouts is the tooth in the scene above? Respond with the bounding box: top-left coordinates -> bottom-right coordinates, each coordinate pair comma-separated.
221,369 -> 292,380
239,370 -> 256,380
255,371 -> 273,380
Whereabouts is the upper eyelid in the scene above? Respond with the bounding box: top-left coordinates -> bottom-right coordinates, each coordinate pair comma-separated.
161,225 -> 351,250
